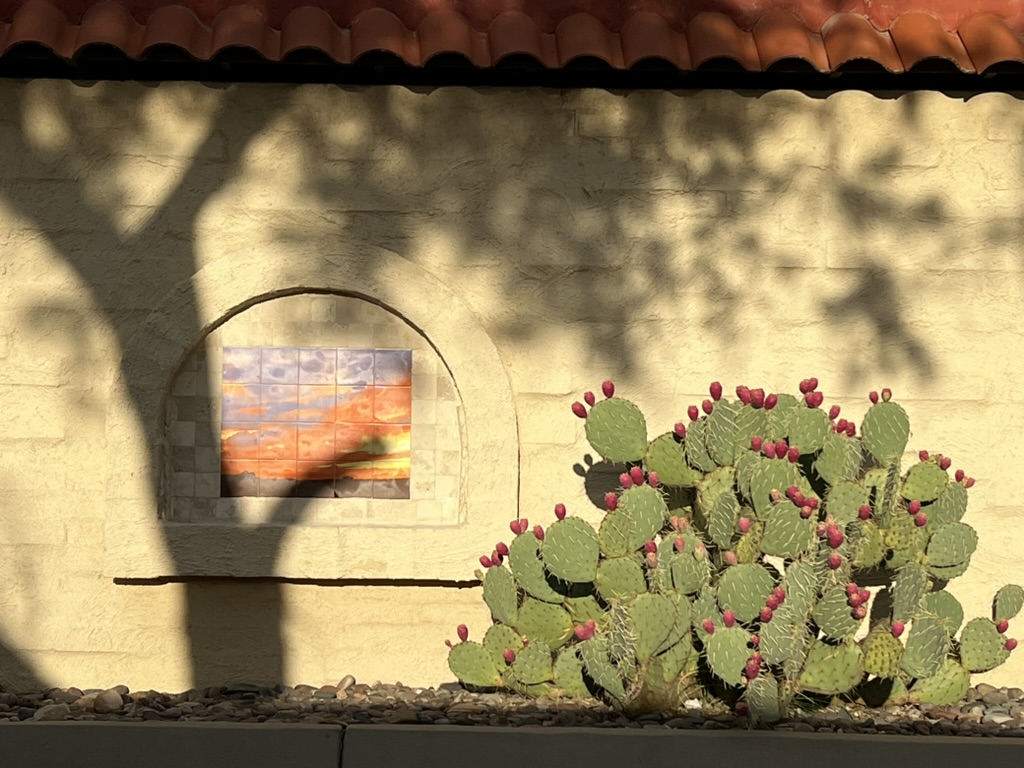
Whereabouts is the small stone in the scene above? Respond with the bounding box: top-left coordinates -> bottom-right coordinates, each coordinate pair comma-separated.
16,707 -> 34,721
161,707 -> 184,718
93,688 -> 125,714
790,722 -> 815,732
33,703 -> 70,721
983,691 -> 1010,706
385,708 -> 421,724
113,685 -> 130,696
975,683 -> 998,697
335,675 -> 357,693
1008,688 -> 1024,701
983,713 -> 1014,725
313,688 -> 337,700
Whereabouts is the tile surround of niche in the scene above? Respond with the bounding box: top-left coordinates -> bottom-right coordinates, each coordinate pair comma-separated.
165,294 -> 462,527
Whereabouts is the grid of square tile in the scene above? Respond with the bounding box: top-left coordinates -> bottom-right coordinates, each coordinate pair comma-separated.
164,294 -> 461,527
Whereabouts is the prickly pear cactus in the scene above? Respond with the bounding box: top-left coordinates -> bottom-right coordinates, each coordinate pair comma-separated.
446,379 -> 1021,724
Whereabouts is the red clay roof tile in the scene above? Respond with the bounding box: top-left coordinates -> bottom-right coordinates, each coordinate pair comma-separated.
1,1 -> 1024,73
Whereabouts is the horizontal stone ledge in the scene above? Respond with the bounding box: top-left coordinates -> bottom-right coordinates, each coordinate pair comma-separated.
342,724 -> 1024,768
0,722 -> 343,768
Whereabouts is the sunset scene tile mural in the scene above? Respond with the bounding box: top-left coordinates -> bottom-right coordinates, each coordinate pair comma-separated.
220,347 -> 412,498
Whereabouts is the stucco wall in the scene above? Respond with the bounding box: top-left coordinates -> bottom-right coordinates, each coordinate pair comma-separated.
0,78 -> 1022,692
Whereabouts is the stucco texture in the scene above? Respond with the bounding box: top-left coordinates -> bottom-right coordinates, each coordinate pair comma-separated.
0,79 -> 1022,692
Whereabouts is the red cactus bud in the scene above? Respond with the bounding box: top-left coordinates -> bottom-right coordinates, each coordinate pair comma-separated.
859,588 -> 870,604
806,497 -> 819,510
605,492 -> 618,511
773,586 -> 786,603
846,583 -> 860,597
881,388 -> 892,402
816,522 -> 827,536
765,595 -> 780,610
764,442 -> 777,459
764,393 -> 779,411
674,536 -> 686,552
492,549 -> 502,565
965,477 -> 975,488
919,450 -> 930,462
828,405 -> 841,420
845,421 -> 856,437
503,648 -> 516,664
827,553 -> 842,570
554,504 -> 566,521
869,391 -> 879,404
702,399 -> 714,415
724,552 -> 738,566
584,391 -> 596,407
858,504 -> 872,520
848,593 -> 864,608
688,405 -> 699,422
891,621 -> 905,638
645,551 -> 658,569
702,619 -> 716,634
851,605 -> 867,620
997,620 -> 1009,634
445,639 -> 453,648
518,518 -> 528,534
788,446 -> 800,463
573,625 -> 589,640
914,513 -> 928,527
784,485 -> 799,502
648,471 -> 660,487
799,378 -> 817,394
630,466 -> 645,486
750,435 -> 763,452
480,555 -> 493,568
602,380 -> 615,398
619,472 -> 633,489
805,391 -> 821,407
644,540 -> 657,554
770,489 -> 782,503
750,634 -> 760,646
826,524 -> 844,549
745,659 -> 761,681
496,542 -> 510,556
940,457 -> 952,471
774,439 -> 787,456
710,381 -> 723,401
751,389 -> 766,409
457,624 -> 469,642
908,500 -> 921,515
1006,638 -> 1018,651
800,505 -> 813,519
759,607 -> 774,623
533,525 -> 545,540
836,419 -> 849,433
571,402 -> 587,418
736,385 -> 752,405
738,517 -> 752,534
674,422 -> 687,438
723,609 -> 736,628
954,469 -> 965,482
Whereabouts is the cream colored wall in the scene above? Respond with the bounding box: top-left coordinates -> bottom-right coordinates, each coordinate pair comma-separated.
0,79 -> 1023,693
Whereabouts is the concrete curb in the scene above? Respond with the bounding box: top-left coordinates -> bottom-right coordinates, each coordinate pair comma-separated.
342,724 -> 1024,767
0,722 -> 343,768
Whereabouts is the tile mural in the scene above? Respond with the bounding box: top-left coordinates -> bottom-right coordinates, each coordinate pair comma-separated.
220,347 -> 412,499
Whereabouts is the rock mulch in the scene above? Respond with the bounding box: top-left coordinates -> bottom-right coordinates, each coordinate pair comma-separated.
1,679 -> 1022,736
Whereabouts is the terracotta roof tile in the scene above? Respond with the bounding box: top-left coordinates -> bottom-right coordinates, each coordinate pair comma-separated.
2,1 -> 1024,74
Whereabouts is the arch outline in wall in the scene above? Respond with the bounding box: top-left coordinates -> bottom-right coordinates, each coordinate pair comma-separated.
102,245 -> 519,580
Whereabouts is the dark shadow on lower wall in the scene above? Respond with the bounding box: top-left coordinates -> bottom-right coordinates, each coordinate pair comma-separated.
0,643 -> 45,693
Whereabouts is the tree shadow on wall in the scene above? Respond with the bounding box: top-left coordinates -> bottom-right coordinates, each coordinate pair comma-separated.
0,78 -> 1008,693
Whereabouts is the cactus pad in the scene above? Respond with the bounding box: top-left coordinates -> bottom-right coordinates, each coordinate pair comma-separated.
509,534 -> 564,603
542,517 -> 600,583
760,506 -> 816,559
745,672 -> 783,725
630,593 -> 676,662
814,430 -> 862,486
900,615 -> 948,679
931,482 -> 968,527
585,397 -> 648,463
705,626 -> 754,686
813,586 -> 862,640
994,584 -> 1024,622
644,433 -> 702,486
482,566 -> 518,626
565,595 -> 605,625
850,521 -> 886,568
901,461 -> 948,503
708,491 -> 741,548
684,418 -> 717,473
780,560 -> 821,619
959,618 -> 1011,673
892,564 -> 929,623
717,563 -> 776,623
595,556 -> 647,601
706,400 -> 743,466
759,616 -> 811,667
509,641 -> 555,685
618,484 -> 668,550
448,641 -> 503,688
553,647 -> 591,698
671,550 -> 711,595
735,451 -> 762,500
516,599 -> 574,649
656,591 -> 693,655
691,588 -> 720,642
750,461 -> 801,519
598,512 -> 633,558
909,658 -> 971,706
826,481 -> 870,526
787,406 -> 830,454
926,522 -> 978,568
578,636 -> 627,705
922,590 -> 964,637
483,624 -> 525,666
861,624 -> 904,679
861,401 -> 910,464
798,640 -> 863,695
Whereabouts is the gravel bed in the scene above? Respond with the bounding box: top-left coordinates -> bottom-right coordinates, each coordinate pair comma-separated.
1,679 -> 1023,736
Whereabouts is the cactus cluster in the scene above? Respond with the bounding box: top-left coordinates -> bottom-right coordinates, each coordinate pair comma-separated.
447,379 -> 1022,722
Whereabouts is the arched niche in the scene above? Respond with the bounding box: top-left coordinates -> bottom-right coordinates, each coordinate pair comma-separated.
102,247 -> 518,580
